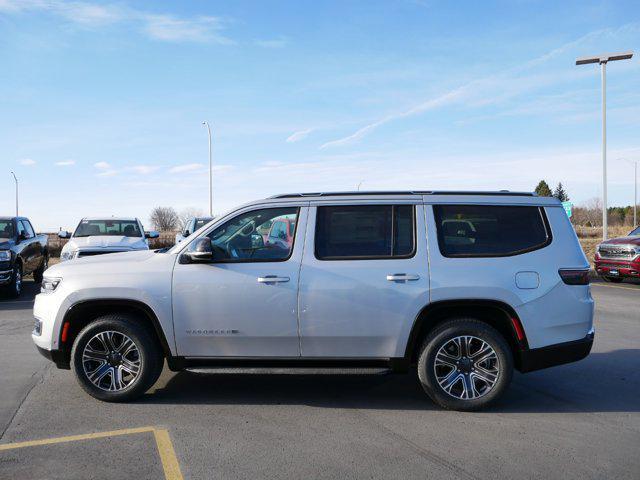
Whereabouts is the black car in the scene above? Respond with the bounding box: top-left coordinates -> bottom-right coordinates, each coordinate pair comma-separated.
0,216 -> 49,297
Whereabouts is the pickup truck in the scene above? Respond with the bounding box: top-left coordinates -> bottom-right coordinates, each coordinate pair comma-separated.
594,225 -> 640,282
0,216 -> 48,297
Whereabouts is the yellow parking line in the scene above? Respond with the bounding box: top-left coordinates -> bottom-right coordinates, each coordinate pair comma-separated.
591,283 -> 639,291
0,426 -> 183,480
0,426 -> 155,451
154,428 -> 185,480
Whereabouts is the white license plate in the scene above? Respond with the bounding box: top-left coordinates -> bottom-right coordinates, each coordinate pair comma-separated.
609,269 -> 619,276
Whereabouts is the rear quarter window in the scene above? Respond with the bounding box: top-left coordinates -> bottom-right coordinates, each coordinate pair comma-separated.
433,205 -> 551,257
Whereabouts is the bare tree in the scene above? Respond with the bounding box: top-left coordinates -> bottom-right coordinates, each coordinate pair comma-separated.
178,207 -> 205,231
149,206 -> 179,232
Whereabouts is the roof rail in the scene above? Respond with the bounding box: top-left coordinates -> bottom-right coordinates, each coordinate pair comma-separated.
269,190 -> 537,199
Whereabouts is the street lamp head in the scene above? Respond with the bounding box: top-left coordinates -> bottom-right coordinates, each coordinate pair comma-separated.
576,51 -> 633,65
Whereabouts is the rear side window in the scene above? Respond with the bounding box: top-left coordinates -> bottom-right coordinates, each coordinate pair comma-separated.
315,205 -> 415,260
433,205 -> 551,257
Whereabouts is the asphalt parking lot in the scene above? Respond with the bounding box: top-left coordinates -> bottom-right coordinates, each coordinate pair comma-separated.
0,278 -> 638,480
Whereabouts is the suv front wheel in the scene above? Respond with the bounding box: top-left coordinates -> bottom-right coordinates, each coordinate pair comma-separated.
71,315 -> 163,402
418,319 -> 513,411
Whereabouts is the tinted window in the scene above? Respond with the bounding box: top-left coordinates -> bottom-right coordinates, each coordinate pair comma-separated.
630,226 -> 640,236
21,220 -> 35,238
205,207 -> 298,262
433,205 -> 551,257
0,220 -> 14,239
315,205 -> 415,260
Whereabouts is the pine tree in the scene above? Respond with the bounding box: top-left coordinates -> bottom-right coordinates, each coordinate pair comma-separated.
553,182 -> 569,202
534,180 -> 552,197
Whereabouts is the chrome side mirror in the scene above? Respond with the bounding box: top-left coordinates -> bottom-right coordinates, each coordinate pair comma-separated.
145,231 -> 160,239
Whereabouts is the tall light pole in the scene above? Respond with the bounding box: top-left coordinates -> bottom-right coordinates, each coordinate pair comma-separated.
576,51 -> 633,241
10,171 -> 18,216
202,121 -> 212,216
632,159 -> 638,227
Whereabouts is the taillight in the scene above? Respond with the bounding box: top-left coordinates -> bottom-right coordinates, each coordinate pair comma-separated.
558,269 -> 590,285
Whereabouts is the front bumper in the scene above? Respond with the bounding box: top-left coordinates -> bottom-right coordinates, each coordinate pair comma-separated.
518,329 -> 594,373
595,258 -> 640,279
0,268 -> 12,285
35,345 -> 70,369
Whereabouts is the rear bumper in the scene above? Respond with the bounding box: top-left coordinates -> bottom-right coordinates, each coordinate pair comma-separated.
518,329 -> 594,373
35,345 -> 70,369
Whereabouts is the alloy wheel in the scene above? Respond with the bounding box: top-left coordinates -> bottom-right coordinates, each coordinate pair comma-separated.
82,331 -> 141,391
433,335 -> 500,400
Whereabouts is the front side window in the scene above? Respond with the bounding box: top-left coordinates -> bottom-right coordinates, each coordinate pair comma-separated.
21,220 -> 35,238
205,207 -> 299,262
433,205 -> 551,257
74,220 -> 142,237
315,205 -> 415,260
629,226 -> 640,236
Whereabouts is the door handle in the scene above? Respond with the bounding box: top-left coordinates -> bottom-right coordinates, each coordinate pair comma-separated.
386,273 -> 420,282
257,275 -> 290,284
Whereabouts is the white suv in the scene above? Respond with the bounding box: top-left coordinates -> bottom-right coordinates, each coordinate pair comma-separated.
58,217 -> 159,261
33,192 -> 594,410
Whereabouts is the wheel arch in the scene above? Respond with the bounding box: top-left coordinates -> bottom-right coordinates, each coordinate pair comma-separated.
59,299 -> 172,365
403,299 -> 528,370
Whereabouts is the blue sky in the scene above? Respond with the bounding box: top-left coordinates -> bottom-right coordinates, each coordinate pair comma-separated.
1,0 -> 639,231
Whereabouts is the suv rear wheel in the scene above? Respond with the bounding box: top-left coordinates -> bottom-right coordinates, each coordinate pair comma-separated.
417,318 -> 513,411
71,315 -> 163,402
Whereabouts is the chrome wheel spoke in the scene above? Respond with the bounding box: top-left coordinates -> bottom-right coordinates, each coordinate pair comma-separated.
435,350 -> 459,368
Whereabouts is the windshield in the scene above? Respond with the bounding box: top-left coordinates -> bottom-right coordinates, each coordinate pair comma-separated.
0,220 -> 14,239
630,226 -> 640,236
74,219 -> 142,238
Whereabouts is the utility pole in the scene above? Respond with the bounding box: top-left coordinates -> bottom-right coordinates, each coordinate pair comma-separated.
576,51 -> 633,240
10,171 -> 18,216
202,121 -> 213,216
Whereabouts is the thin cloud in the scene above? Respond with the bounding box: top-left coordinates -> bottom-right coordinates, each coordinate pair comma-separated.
286,128 -> 314,143
20,158 -> 36,166
320,23 -> 640,149
128,165 -> 160,175
169,163 -> 205,174
0,1 -> 234,44
94,161 -> 111,169
55,160 -> 76,166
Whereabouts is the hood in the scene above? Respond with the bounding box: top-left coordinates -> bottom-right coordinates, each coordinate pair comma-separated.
63,235 -> 148,251
0,238 -> 16,250
46,249 -> 159,277
600,236 -> 640,246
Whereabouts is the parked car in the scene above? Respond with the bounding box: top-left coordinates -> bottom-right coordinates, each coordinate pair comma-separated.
175,217 -> 214,244
594,225 -> 640,282
0,216 -> 48,297
33,191 -> 593,410
58,218 -> 159,261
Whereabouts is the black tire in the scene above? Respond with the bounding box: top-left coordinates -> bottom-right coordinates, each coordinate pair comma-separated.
603,276 -> 623,283
33,253 -> 48,283
417,318 -> 513,411
4,264 -> 22,298
71,315 -> 163,402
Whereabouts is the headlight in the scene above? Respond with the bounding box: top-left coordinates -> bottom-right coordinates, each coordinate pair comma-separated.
60,250 -> 76,261
0,251 -> 10,261
40,277 -> 61,294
